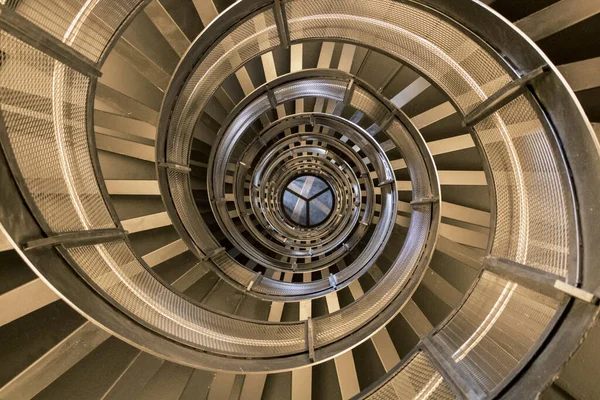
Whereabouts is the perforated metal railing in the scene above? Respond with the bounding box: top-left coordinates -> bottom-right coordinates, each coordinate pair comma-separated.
3,0 -> 141,62
0,31 -> 112,233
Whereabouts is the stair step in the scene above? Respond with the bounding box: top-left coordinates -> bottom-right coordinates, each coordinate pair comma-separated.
102,351 -> 165,400
179,369 -> 214,400
0,320 -> 107,398
35,336 -> 135,400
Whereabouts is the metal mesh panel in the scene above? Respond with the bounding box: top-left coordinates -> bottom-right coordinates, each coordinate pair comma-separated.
4,0 -> 141,61
367,352 -> 456,400
0,32 -> 114,232
67,240 -> 308,356
474,95 -> 572,276
211,250 -> 255,287
434,271 -> 559,394
168,9 -> 280,164
285,0 -> 511,113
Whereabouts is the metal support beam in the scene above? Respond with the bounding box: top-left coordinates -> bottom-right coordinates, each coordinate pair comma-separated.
23,229 -> 126,250
144,0 -> 191,57
200,247 -> 225,261
464,66 -> 549,127
266,86 -> 278,109
0,5 -> 101,78
158,161 -> 191,173
246,271 -> 263,291
410,197 -> 439,206
306,317 -> 316,362
343,79 -> 356,105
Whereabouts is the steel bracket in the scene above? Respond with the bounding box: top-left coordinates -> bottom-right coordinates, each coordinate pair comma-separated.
463,65 -> 550,127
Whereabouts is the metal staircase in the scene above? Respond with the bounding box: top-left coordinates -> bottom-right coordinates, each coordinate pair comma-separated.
0,0 -> 599,399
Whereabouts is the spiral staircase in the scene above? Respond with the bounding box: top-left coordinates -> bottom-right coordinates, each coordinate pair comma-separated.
0,0 -> 599,399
